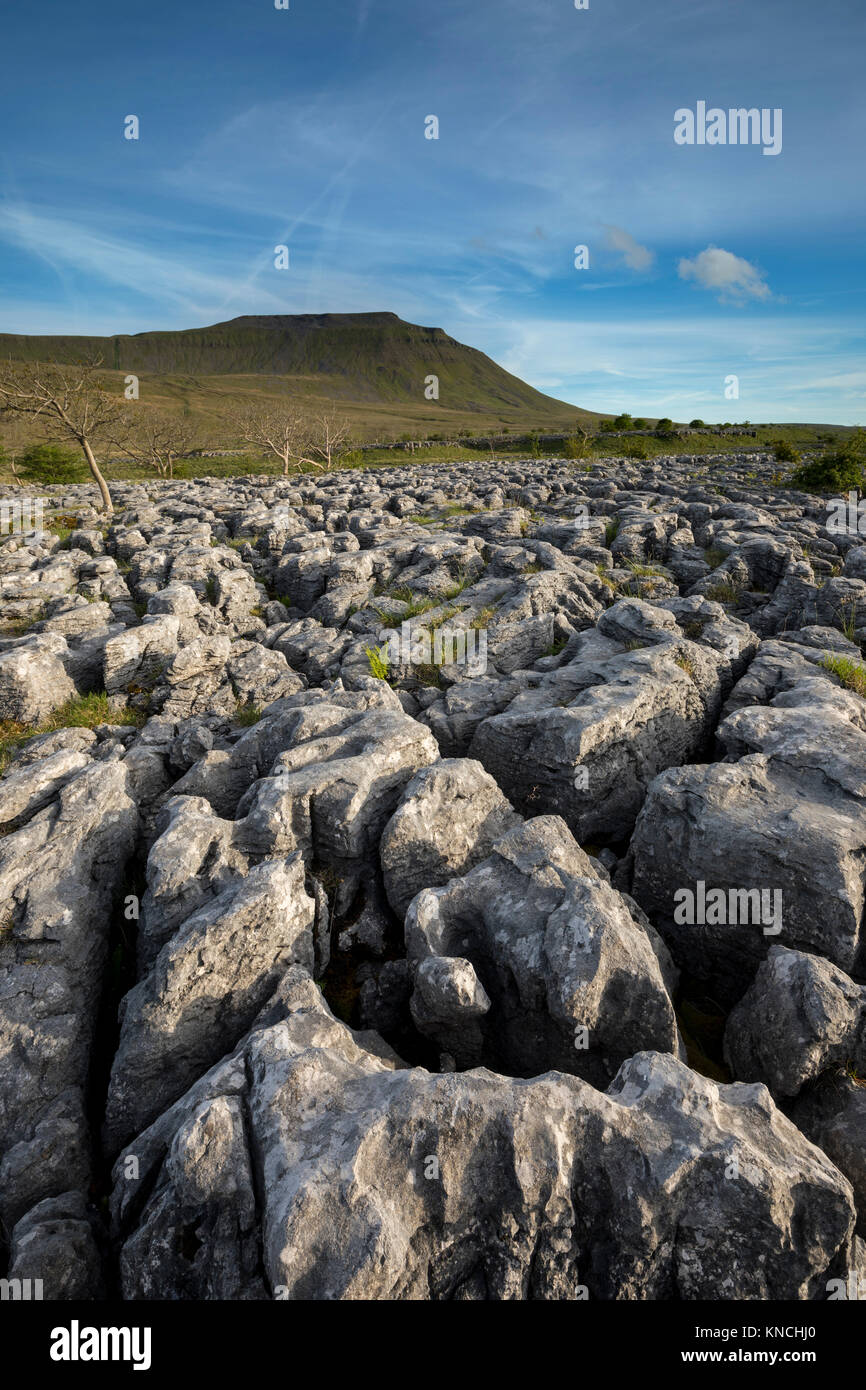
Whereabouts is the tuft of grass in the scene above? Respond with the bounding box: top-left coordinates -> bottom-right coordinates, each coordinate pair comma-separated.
594,564 -> 617,590
438,568 -> 476,601
837,602 -> 859,643
624,560 -> 671,579
365,645 -> 391,681
413,662 -> 445,689
46,525 -> 74,549
822,652 -> 866,698
523,562 -> 543,575
0,606 -> 46,637
705,580 -> 742,605
604,518 -> 620,547
0,693 -> 143,776
234,702 -> 263,726
470,606 -> 497,631
426,606 -> 460,631
703,546 -> 726,569
374,586 -> 436,625
675,652 -> 698,678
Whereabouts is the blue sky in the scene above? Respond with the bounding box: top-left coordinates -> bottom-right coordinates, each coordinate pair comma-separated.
1,0 -> 864,422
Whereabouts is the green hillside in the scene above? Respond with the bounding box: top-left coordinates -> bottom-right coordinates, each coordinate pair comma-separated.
0,312 -> 592,435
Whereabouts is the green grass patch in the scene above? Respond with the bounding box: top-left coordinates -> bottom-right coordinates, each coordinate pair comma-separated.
234,702 -> 263,726
374,586 -> 436,625
822,652 -> 866,697
703,547 -> 726,569
438,569 -> 476,600
0,693 -> 143,776
624,560 -> 671,578
836,602 -> 859,643
594,564 -> 617,590
426,606 -> 461,631
704,580 -> 742,605
543,637 -> 569,657
412,662 -> 445,689
674,652 -> 698,678
365,645 -> 391,681
0,606 -> 46,637
470,606 -> 497,630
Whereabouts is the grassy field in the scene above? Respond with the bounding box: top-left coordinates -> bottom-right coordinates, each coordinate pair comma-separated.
0,425 -> 849,489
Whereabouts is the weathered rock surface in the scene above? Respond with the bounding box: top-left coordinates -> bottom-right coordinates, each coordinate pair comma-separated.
792,1073 -> 866,1237
404,815 -> 680,1084
466,598 -> 756,842
3,448 -> 865,1301
7,1191 -> 105,1300
111,971 -> 856,1301
380,758 -> 521,918
0,635 -> 77,724
0,760 -> 138,1228
630,679 -> 866,998
104,855 -> 316,1152
724,946 -> 866,1098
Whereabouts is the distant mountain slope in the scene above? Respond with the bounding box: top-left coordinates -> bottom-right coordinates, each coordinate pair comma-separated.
0,312 -> 590,421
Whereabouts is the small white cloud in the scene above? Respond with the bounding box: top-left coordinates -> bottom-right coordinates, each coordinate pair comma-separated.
602,225 -> 654,272
678,245 -> 771,303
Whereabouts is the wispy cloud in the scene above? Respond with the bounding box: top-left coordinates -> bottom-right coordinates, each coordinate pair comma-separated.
0,204 -> 288,321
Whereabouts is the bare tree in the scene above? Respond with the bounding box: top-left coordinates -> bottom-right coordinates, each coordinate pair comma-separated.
1,416 -> 29,487
302,411 -> 352,471
242,405 -> 352,475
0,357 -> 124,512
241,406 -> 308,475
115,408 -> 200,479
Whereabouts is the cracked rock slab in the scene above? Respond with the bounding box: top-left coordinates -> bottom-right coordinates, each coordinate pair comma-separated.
111,970 -> 855,1301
